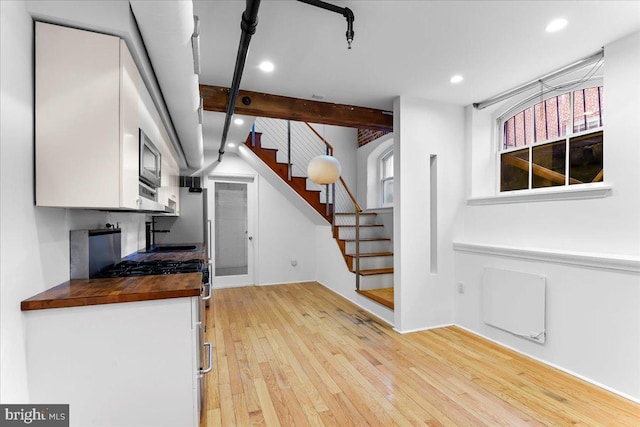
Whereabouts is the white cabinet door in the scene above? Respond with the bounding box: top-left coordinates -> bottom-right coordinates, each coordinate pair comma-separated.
119,40 -> 141,210
25,298 -> 200,427
36,22 -> 121,208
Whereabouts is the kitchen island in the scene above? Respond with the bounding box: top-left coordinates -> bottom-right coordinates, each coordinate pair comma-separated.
20,244 -> 209,427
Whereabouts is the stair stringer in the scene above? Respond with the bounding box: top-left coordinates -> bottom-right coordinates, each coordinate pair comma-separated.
238,144 -> 327,226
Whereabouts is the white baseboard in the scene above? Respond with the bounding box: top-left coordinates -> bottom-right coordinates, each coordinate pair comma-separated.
393,323 -> 454,334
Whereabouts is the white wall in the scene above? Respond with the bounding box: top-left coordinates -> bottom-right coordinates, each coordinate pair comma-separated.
393,97 -> 466,332
0,1 -> 148,402
207,154 -> 318,286
310,124 -> 358,191
456,31 -> 640,401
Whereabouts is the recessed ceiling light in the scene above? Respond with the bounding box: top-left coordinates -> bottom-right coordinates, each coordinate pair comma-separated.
450,74 -> 464,84
233,118 -> 244,125
545,18 -> 568,33
259,61 -> 274,72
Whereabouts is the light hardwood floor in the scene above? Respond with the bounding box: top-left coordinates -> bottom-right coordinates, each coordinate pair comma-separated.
202,282 -> 640,426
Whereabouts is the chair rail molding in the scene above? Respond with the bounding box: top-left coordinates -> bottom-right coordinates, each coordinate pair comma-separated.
453,241 -> 640,273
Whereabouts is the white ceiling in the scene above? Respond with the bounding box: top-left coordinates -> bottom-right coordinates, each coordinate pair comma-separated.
194,0 -> 640,109
191,0 -> 640,169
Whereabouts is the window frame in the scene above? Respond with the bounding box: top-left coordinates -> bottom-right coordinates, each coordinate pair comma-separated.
496,78 -> 604,194
379,149 -> 394,208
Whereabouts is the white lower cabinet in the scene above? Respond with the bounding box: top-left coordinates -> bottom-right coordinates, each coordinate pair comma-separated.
25,297 -> 207,427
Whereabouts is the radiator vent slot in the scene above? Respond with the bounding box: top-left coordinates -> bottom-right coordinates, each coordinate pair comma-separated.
482,268 -> 546,344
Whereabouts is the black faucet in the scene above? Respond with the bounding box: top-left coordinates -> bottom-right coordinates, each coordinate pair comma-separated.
145,218 -> 170,251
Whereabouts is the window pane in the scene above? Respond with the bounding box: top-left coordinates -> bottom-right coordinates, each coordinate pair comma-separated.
545,97 -> 560,140
504,117 -> 515,149
514,111 -> 526,146
382,154 -> 393,179
532,141 -> 566,188
523,108 -> 534,145
584,87 -> 602,131
598,87 -> 604,127
557,93 -> 571,137
569,131 -> 603,184
382,178 -> 393,204
534,102 -> 547,142
215,182 -> 248,277
501,148 -> 529,191
573,89 -> 586,132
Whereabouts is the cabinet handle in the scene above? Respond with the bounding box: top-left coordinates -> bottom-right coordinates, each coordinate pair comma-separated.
201,342 -> 213,374
207,220 -> 212,260
202,281 -> 212,301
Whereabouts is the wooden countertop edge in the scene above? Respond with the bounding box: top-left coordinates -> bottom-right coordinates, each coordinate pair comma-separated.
21,288 -> 200,311
20,243 -> 207,312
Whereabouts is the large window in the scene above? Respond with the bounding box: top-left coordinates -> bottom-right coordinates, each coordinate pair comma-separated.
500,86 -> 604,192
380,150 -> 393,207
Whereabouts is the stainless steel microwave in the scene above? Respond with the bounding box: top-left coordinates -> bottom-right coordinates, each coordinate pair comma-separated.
139,128 -> 161,189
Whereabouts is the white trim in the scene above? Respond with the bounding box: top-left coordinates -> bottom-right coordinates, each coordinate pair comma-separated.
453,241 -> 640,273
467,183 -> 612,205
393,323 -> 454,335
454,325 -> 640,404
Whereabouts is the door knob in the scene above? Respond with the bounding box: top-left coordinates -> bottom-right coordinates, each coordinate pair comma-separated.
248,236 -> 253,241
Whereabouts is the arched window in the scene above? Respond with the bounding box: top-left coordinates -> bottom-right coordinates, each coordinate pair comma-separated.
499,85 -> 604,192
380,150 -> 393,207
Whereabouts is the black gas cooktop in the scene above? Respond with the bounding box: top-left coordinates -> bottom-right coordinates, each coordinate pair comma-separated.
94,259 -> 207,280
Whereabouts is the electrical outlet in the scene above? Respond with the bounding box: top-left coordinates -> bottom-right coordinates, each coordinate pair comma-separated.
457,282 -> 465,294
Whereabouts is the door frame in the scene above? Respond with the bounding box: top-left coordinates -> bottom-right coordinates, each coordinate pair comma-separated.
207,174 -> 258,288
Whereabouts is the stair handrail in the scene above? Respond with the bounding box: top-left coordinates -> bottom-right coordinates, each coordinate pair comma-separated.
338,176 -> 361,213
303,122 -> 334,155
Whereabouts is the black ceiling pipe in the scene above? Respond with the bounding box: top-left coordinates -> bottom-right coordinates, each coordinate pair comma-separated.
297,0 -> 354,48
218,0 -> 262,162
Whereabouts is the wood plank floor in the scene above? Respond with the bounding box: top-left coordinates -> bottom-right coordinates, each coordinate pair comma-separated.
202,282 -> 640,426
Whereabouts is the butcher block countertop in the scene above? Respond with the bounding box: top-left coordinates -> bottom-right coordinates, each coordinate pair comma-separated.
21,244 -> 207,311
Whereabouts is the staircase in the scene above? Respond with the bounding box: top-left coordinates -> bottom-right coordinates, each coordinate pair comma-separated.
244,121 -> 394,310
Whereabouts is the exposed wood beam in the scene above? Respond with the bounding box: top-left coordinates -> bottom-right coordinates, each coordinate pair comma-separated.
200,84 -> 393,132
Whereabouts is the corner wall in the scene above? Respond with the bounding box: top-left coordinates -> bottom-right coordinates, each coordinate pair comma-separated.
455,31 -> 640,401
393,97 -> 465,332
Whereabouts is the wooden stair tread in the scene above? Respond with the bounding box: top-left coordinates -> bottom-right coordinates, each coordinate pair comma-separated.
345,252 -> 393,258
356,268 -> 394,276
335,212 -> 377,216
340,237 -> 391,242
335,224 -> 383,228
356,288 -> 394,310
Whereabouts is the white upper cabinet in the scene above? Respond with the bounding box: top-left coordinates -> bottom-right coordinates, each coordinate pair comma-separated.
35,22 -> 180,212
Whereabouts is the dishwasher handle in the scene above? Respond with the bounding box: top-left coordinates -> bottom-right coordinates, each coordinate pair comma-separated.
200,342 -> 213,374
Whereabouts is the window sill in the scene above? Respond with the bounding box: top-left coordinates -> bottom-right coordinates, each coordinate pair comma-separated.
467,183 -> 612,206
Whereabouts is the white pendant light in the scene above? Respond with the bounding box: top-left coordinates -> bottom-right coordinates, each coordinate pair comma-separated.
307,155 -> 342,184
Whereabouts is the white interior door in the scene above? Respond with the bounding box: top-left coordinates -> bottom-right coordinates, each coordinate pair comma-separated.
208,176 -> 256,288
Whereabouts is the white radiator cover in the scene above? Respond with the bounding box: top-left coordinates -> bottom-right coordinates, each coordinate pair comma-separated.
482,267 -> 546,343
